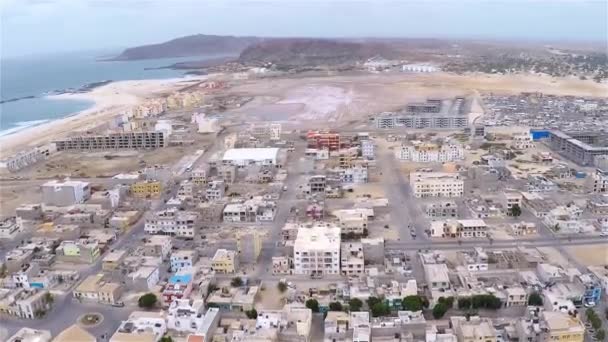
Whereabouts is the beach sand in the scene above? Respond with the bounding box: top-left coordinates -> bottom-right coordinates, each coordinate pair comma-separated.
0,76 -> 204,158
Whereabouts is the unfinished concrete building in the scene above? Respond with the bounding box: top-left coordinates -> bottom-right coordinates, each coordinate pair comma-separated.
375,97 -> 470,130
549,130 -> 608,166
54,131 -> 167,151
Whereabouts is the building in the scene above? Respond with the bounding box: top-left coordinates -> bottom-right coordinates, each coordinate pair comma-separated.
0,217 -> 23,239
171,250 -> 198,272
272,256 -> 291,275
307,131 -> 342,151
576,273 -> 602,306
41,180 -> 90,206
512,132 -> 534,149
191,165 -> 210,185
52,325 -> 96,342
102,250 -> 127,271
361,140 -> 375,159
375,98 -> 469,130
255,306 -> 312,342
56,239 -> 101,264
504,287 -> 528,307
7,328 -> 52,342
341,242 -> 365,276
73,274 -> 123,304
222,148 -> 281,167
396,142 -> 464,162
144,208 -> 199,237
451,316 -> 497,342
430,219 -> 488,238
549,130 -> 608,166
54,131 -> 166,151
293,224 -> 341,276
541,311 -> 585,342
410,172 -> 464,198
0,144 -> 56,173
589,168 -> 608,193
143,235 -> 172,260
424,264 -> 451,291
211,249 -> 239,274
130,180 -> 162,198
222,199 -> 276,223
162,273 -> 193,305
127,266 -> 160,291
0,288 -> 51,319
423,201 -> 458,219
205,180 -> 225,201
111,311 -> 166,342
333,208 -> 370,235
501,191 -> 523,215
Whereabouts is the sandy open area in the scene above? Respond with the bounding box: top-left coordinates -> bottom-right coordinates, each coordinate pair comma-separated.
0,76 -> 204,158
566,245 -> 608,266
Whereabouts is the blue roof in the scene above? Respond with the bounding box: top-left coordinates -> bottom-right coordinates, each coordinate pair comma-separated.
169,274 -> 192,284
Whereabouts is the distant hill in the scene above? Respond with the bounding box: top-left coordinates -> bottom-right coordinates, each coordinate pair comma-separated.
237,38 -> 400,67
112,34 -> 261,60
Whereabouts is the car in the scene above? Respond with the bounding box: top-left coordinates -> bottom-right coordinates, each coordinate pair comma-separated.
584,301 -> 596,308
599,231 -> 608,237
111,302 -> 125,307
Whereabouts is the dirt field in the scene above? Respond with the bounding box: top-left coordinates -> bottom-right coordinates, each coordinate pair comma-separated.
223,72 -> 608,129
566,245 -> 608,266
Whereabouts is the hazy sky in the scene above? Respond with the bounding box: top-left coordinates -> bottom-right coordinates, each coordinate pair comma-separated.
1,0 -> 607,58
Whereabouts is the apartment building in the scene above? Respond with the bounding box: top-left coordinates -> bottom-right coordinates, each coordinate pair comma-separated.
396,142 -> 464,162
333,208 -> 370,235
143,235 -> 172,260
206,180 -> 225,201
211,249 -> 239,274
541,311 -> 585,342
236,231 -> 262,262
130,180 -> 162,198
41,180 -> 90,206
293,224 -> 341,276
0,288 -> 51,319
410,172 -> 464,198
590,168 -> 608,193
144,208 -> 199,237
424,264 -> 451,291
191,165 -> 210,185
512,132 -> 534,149
54,131 -> 166,151
272,256 -> 291,275
423,201 -> 458,219
0,217 -> 23,239
501,191 -> 523,215
361,139 -> 375,159
0,144 -> 56,173
341,242 -> 365,276
222,199 -> 276,223
307,131 -> 342,151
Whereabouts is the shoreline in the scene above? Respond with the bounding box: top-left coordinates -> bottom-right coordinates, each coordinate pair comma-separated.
0,75 -> 205,158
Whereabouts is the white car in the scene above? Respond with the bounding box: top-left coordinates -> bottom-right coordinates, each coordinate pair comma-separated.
584,301 -> 596,308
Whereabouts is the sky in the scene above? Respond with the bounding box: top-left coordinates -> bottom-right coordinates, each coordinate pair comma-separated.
1,0 -> 607,58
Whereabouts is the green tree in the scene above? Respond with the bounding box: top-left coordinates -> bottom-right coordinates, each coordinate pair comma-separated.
371,302 -> 391,317
432,302 -> 449,319
277,282 -> 288,293
402,295 -> 425,311
306,299 -> 320,313
43,292 -> 54,305
438,296 -> 455,308
349,298 -> 363,312
160,336 -> 173,342
0,263 -> 7,278
138,293 -> 158,309
458,297 -> 472,310
231,277 -> 243,287
528,292 -> 543,306
510,204 -> 522,217
245,309 -> 258,319
329,302 -> 343,311
367,296 -> 382,308
595,329 -> 605,341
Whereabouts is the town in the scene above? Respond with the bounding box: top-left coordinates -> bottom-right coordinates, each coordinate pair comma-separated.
1,68 -> 608,342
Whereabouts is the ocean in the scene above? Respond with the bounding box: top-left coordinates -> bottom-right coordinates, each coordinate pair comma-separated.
0,50 -> 210,137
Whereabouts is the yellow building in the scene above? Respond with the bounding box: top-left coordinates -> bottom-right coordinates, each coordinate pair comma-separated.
211,249 -> 238,274
130,181 -> 162,198
542,311 -> 585,342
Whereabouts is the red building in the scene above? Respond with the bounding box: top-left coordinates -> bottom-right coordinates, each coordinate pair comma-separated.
307,131 -> 343,151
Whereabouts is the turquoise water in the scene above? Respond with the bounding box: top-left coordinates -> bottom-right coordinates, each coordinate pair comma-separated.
0,50 -> 210,136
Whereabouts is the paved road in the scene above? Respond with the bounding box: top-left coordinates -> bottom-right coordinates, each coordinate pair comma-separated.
377,145 -> 429,284
385,235 -> 608,250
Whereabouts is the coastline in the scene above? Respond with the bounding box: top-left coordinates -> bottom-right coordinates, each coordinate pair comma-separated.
0,76 -> 205,158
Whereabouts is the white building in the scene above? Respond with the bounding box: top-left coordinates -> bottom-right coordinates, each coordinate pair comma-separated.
223,198 -> 276,223
7,328 -> 52,342
222,148 -> 280,167
167,299 -> 206,332
543,205 -> 584,233
424,264 -> 451,291
396,142 -> 464,162
590,168 -> 608,193
41,180 -> 91,206
144,208 -> 199,237
361,140 -> 375,160
170,250 -> 198,272
206,180 -> 225,201
111,311 -> 166,342
512,132 -> 534,150
430,219 -> 488,238
338,165 -> 368,184
410,172 -> 464,198
402,64 -> 439,73
293,224 -> 341,276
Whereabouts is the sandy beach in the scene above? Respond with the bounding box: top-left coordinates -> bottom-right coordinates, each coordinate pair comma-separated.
0,76 -> 204,158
